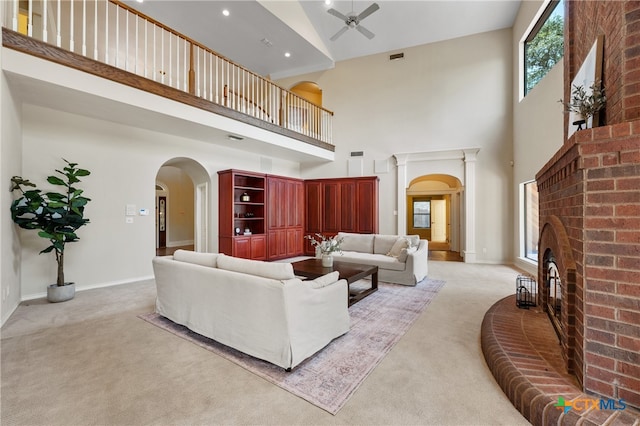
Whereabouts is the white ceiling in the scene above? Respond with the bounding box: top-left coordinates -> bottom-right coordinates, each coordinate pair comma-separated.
124,0 -> 522,80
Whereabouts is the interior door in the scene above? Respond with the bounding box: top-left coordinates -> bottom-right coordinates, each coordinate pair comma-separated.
158,196 -> 167,248
431,199 -> 447,242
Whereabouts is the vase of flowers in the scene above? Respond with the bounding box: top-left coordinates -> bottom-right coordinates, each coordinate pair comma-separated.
305,233 -> 344,267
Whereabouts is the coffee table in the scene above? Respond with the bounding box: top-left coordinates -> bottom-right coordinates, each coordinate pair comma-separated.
291,258 -> 378,306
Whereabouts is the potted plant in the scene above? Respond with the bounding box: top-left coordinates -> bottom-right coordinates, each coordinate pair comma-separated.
559,80 -> 607,130
305,233 -> 344,267
10,159 -> 91,302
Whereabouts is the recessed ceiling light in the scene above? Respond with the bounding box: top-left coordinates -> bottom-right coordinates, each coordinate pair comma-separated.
222,9 -> 230,17
324,0 -> 331,5
284,52 -> 291,58
228,135 -> 243,141
136,0 -> 143,3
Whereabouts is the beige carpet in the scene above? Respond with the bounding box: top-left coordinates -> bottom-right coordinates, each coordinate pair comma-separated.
1,261 -> 530,425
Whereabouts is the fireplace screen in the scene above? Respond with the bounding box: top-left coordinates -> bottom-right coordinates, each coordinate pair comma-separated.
516,275 -> 537,308
547,259 -> 562,324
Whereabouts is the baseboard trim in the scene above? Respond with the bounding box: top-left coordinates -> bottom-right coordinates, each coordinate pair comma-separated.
20,275 -> 155,302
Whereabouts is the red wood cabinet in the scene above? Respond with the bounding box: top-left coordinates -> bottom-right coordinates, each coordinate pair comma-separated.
266,175 -> 304,260
218,169 -> 267,260
304,176 -> 379,255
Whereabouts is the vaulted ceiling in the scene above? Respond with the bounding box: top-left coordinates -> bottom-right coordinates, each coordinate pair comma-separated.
123,0 -> 521,79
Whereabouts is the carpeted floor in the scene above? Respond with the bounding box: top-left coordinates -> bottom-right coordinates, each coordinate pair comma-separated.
1,261 -> 530,425
139,278 -> 445,414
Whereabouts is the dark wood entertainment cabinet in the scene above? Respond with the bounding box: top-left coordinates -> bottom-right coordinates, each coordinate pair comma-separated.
218,169 -> 378,260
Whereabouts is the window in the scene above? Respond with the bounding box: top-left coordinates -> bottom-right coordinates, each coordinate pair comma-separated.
413,200 -> 431,229
524,0 -> 564,95
524,181 -> 539,261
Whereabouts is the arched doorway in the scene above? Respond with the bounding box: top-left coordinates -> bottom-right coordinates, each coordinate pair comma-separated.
407,174 -> 463,259
155,158 -> 210,255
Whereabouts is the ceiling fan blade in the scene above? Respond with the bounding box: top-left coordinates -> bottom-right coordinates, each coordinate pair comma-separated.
356,24 -> 375,39
327,8 -> 349,22
330,26 -> 349,41
357,3 -> 379,21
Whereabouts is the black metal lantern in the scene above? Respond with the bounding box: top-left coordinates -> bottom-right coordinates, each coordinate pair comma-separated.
516,274 -> 537,309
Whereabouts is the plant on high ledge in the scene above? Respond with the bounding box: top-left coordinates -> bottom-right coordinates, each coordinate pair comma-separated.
558,80 -> 607,128
10,159 -> 91,302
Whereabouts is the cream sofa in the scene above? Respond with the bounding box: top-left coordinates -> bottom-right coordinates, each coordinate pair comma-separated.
327,232 -> 428,286
152,250 -> 350,370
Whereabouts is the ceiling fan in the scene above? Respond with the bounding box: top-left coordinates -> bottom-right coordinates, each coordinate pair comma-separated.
327,2 -> 380,41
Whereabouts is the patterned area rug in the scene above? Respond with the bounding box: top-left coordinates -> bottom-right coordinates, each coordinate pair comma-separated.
139,277 -> 445,415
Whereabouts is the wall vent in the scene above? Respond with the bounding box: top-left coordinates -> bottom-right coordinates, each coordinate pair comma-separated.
350,151 -> 364,157
389,53 -> 404,61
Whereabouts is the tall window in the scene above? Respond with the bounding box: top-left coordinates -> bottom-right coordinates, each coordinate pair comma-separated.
524,0 -> 564,95
413,200 -> 431,229
524,181 -> 539,261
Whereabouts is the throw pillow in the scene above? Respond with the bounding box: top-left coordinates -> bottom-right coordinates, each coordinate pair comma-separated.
387,238 -> 409,258
397,246 -> 417,263
173,250 -> 220,268
308,271 -> 340,289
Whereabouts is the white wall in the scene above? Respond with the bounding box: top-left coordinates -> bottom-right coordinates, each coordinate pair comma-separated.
279,28 -> 514,263
17,104 -> 300,300
511,0 -> 564,274
1,54 -> 24,324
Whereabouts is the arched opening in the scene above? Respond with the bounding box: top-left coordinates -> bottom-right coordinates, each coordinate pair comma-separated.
155,158 -> 211,255
406,174 -> 463,260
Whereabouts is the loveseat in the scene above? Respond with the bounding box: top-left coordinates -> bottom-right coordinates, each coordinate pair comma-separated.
152,250 -> 350,370
326,232 -> 428,286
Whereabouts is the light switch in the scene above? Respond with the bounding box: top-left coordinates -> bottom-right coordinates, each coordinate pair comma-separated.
126,217 -> 134,224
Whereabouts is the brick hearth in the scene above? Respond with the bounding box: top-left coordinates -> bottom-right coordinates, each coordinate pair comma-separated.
481,296 -> 640,425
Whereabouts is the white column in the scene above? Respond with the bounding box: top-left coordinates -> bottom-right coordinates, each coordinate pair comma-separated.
394,154 -> 409,235
462,148 -> 479,263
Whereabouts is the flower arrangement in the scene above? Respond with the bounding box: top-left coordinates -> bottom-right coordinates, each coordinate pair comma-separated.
305,233 -> 344,255
559,80 -> 607,124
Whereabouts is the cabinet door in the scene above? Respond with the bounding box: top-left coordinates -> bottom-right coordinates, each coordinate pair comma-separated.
323,181 -> 340,233
233,237 -> 251,259
305,181 -> 322,233
340,181 -> 357,232
357,178 -> 379,234
267,177 -> 279,229
251,235 -> 267,260
286,228 -> 303,257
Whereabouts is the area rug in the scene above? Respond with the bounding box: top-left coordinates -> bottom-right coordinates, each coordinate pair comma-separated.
139,277 -> 445,415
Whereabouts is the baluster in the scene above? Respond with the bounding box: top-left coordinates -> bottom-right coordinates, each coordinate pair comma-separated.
202,47 -> 207,98
168,33 -> 172,87
152,23 -> 156,81
175,36 -> 180,90
115,4 -> 118,67
125,9 -> 129,70
104,0 -> 108,64
27,0 -> 33,36
69,0 -> 75,52
93,0 -> 98,59
12,0 -> 18,31
134,14 -> 138,74
209,53 -> 213,101
42,0 -> 48,42
184,39 -> 188,92
56,0 -> 61,47
82,0 -> 86,56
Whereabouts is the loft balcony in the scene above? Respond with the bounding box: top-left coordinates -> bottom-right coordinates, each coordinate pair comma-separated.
1,0 -> 334,160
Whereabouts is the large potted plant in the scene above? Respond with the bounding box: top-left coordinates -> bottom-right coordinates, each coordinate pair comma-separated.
10,159 -> 91,302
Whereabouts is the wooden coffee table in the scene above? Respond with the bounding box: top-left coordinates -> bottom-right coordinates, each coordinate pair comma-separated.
291,258 -> 378,306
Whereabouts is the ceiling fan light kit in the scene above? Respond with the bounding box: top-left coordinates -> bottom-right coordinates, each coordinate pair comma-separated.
328,2 -> 380,41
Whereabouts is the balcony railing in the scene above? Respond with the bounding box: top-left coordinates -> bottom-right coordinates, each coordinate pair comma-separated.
2,0 -> 333,146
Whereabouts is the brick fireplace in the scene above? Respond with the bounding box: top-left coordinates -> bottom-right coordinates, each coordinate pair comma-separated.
534,0 -> 640,410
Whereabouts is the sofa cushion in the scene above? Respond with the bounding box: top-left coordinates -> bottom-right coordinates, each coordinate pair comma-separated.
217,256 -> 295,280
173,250 -> 221,268
338,232 -> 375,253
308,271 -> 340,289
339,252 -> 406,271
374,235 -> 401,255
387,238 -> 409,257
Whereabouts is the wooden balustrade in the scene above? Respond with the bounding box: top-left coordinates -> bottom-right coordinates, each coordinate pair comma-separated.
2,0 -> 333,145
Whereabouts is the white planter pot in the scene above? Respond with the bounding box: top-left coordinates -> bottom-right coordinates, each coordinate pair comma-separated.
47,282 -> 75,303
321,254 -> 333,267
